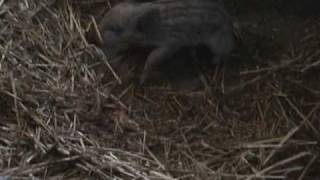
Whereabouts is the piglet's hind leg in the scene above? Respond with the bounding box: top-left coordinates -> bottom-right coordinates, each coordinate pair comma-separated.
140,46 -> 178,84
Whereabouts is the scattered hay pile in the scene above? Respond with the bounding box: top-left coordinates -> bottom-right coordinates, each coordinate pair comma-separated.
0,0 -> 319,179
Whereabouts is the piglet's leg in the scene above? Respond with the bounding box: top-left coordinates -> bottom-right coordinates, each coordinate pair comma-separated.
140,46 -> 178,84
206,30 -> 234,65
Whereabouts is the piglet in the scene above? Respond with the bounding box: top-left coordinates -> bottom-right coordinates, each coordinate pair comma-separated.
97,0 -> 234,84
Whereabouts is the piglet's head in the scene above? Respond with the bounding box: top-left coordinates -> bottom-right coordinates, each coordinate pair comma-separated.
98,1 -> 159,57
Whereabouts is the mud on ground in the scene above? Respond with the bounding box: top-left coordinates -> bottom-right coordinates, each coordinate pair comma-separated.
0,0 -> 319,179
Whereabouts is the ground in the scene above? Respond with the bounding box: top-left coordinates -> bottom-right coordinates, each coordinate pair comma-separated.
0,0 -> 319,179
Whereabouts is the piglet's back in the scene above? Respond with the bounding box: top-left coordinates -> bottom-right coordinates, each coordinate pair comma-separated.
156,0 -> 230,44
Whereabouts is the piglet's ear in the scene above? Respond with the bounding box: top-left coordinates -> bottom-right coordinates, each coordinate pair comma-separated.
135,8 -> 161,34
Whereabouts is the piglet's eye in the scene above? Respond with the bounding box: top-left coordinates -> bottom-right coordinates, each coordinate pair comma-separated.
109,26 -> 122,33
103,30 -> 120,44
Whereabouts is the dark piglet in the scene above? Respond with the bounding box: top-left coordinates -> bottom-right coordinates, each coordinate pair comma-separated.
97,0 -> 234,84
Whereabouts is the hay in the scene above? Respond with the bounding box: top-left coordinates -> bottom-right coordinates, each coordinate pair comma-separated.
0,0 -> 319,179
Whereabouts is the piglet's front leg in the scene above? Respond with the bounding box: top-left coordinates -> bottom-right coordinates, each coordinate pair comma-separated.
140,45 -> 178,84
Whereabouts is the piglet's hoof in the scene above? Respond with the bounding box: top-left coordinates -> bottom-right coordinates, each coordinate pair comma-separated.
139,73 -> 148,85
